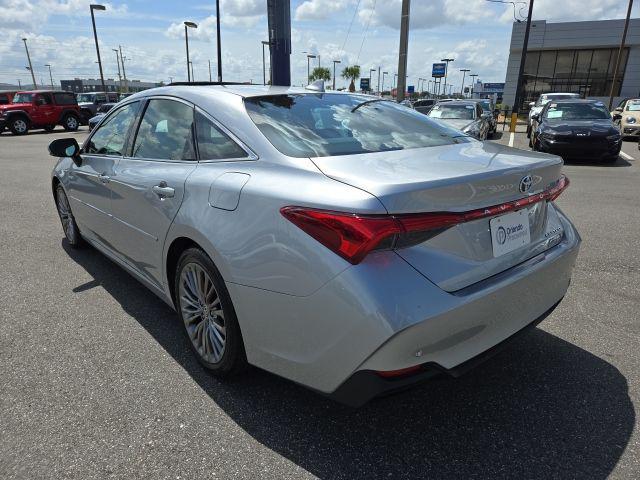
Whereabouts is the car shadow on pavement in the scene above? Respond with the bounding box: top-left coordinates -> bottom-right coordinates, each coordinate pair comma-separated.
564,157 -> 632,168
63,241 -> 635,480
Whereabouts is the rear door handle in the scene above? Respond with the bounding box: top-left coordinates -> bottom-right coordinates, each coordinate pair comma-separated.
99,173 -> 110,183
152,182 -> 175,199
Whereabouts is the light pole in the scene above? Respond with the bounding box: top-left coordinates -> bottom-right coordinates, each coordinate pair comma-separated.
119,46 -> 128,92
305,54 -> 316,84
215,0 -> 222,82
113,49 -> 122,91
511,0 -> 534,131
90,4 -> 106,92
262,41 -> 270,85
208,59 -> 212,82
608,0 -> 633,109
393,73 -> 398,90
382,71 -> 388,94
184,21 -> 198,82
469,73 -> 478,97
189,61 -> 195,81
370,68 -> 376,93
459,68 -> 470,97
332,60 -> 341,90
440,57 -> 454,97
44,64 -> 54,88
22,38 -> 36,87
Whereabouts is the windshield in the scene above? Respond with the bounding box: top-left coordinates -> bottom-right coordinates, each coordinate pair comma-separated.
428,104 -> 475,120
539,94 -> 578,106
244,93 -> 469,158
480,100 -> 491,111
626,100 -> 640,112
12,93 -> 34,103
76,94 -> 95,103
545,102 -> 611,120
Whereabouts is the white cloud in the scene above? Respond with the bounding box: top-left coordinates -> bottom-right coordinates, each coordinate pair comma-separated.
295,0 -> 349,21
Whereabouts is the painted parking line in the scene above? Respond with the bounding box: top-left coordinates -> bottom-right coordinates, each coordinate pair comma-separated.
508,132 -> 515,147
619,151 -> 635,161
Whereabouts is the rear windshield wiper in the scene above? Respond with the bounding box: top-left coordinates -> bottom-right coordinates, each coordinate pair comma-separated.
351,98 -> 390,113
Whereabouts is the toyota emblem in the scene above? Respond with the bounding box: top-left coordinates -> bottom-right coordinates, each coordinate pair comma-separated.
519,175 -> 533,193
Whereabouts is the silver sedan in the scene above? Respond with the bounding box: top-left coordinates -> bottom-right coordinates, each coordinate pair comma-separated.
49,85 -> 580,406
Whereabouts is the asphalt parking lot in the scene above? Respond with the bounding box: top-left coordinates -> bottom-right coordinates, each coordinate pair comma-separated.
1,127 -> 639,479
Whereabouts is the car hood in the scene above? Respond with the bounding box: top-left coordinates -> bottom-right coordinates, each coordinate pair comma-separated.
0,102 -> 31,111
544,119 -> 618,136
433,118 -> 474,131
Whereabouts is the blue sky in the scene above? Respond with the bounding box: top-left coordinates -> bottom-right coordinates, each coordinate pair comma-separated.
0,0 -> 638,90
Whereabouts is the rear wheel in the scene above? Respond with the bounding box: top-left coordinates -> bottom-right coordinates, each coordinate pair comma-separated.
175,248 -> 247,376
62,114 -> 79,131
55,185 -> 83,247
9,117 -> 29,135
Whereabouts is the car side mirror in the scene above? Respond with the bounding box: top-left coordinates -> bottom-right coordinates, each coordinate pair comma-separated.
49,138 -> 81,165
615,107 -> 623,113
612,113 -> 622,121
529,102 -> 535,107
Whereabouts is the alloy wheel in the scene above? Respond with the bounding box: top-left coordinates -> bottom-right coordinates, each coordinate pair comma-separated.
66,116 -> 78,130
56,187 -> 76,242
179,262 -> 226,364
13,119 -> 27,133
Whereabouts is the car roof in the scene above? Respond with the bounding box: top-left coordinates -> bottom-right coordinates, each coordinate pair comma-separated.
15,90 -> 70,94
435,100 -> 476,106
548,99 -> 603,104
540,92 -> 579,97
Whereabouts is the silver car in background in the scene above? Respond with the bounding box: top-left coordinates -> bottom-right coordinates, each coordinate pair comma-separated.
50,85 -> 580,406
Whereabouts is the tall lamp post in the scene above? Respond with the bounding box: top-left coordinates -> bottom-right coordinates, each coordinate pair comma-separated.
381,71 -> 388,94
305,54 -> 316,84
184,21 -> 198,82
21,38 -> 36,87
440,58 -> 454,97
214,0 -> 222,82
369,68 -> 376,93
459,68 -> 470,97
469,73 -> 478,97
113,49 -> 122,91
262,41 -> 271,85
608,0 -> 633,109
332,60 -> 341,90
89,4 -> 106,92
44,64 -> 54,88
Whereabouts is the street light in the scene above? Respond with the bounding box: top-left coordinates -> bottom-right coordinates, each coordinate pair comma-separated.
459,68 -> 470,97
440,58 -> 454,97
184,21 -> 198,82
332,60 -> 341,90
305,54 -> 316,84
369,68 -> 376,93
469,73 -> 478,97
112,49 -> 123,91
90,4 -> 106,92
393,73 -> 398,90
261,41 -> 271,85
44,64 -> 53,88
21,38 -> 36,87
214,0 -> 222,82
381,71 -> 388,94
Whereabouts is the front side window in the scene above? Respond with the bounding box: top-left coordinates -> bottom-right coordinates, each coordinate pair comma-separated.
37,94 -> 53,105
195,111 -> 247,160
245,94 -> 467,158
132,99 -> 195,161
545,102 -> 611,120
85,101 -> 140,155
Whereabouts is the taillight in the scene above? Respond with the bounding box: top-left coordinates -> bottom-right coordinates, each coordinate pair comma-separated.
281,175 -> 569,265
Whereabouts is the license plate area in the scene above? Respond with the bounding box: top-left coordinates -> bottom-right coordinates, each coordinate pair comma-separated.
490,209 -> 531,257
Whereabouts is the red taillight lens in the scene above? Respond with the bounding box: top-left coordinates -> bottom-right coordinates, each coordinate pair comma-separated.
281,175 -> 569,265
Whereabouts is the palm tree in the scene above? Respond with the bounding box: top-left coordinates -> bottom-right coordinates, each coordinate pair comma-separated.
309,67 -> 331,82
341,65 -> 360,92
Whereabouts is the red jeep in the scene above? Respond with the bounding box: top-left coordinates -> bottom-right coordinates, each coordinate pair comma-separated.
0,90 -> 81,135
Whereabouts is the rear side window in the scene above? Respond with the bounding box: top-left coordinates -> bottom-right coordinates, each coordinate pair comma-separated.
85,101 -> 140,156
245,93 -> 467,158
53,93 -> 77,105
0,94 -> 9,104
132,99 -> 195,161
195,111 -> 247,160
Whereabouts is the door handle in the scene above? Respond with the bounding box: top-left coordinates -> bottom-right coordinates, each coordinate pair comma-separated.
152,182 -> 175,199
99,173 -> 110,183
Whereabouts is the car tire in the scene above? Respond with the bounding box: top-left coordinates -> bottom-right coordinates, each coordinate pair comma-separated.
175,248 -> 247,377
43,125 -> 55,132
529,133 -> 534,148
526,125 -> 531,138
62,114 -> 80,131
55,185 -> 84,248
9,117 -> 29,135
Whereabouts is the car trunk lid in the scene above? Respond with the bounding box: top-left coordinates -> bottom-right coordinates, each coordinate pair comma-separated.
310,141 -> 566,291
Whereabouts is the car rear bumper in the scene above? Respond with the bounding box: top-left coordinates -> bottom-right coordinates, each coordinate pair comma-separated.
228,206 -> 580,404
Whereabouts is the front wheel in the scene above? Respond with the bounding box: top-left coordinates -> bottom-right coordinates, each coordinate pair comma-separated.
62,114 -> 79,131
55,185 -> 83,247
175,248 -> 247,376
9,117 -> 29,135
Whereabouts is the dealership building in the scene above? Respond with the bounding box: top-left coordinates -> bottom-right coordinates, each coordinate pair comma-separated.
60,78 -> 161,94
503,18 -> 640,109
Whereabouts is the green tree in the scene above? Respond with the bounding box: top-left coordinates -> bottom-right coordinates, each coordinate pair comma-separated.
309,66 -> 331,82
341,65 -> 360,92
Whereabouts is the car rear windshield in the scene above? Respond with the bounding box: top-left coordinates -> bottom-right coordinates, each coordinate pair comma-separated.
545,102 -> 610,120
428,104 -> 476,120
244,93 -> 468,158
13,93 -> 34,103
